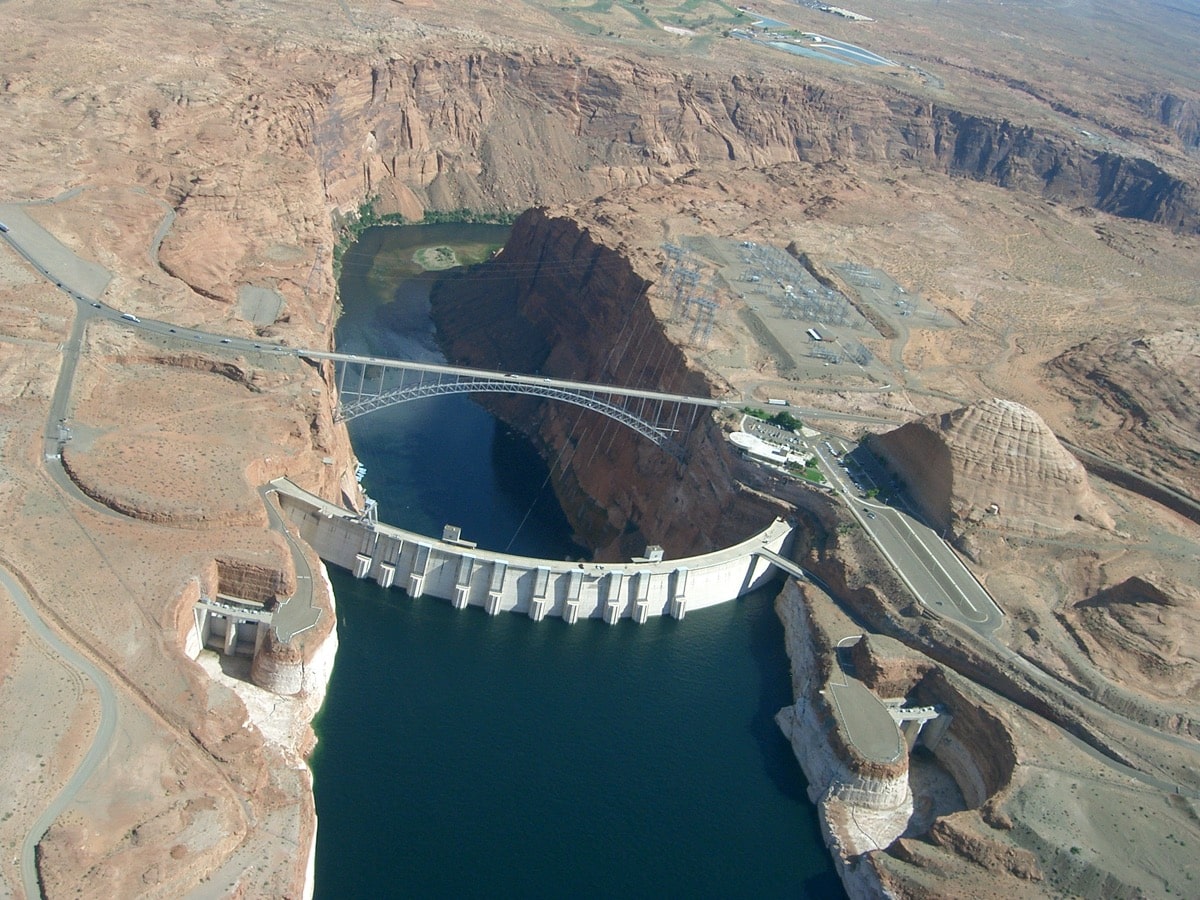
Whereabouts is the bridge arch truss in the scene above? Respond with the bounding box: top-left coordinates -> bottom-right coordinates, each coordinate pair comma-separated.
331,358 -> 715,460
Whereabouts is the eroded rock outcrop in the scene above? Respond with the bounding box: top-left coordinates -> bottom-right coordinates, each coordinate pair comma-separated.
774,581 -> 909,898
870,398 -> 1114,540
314,53 -> 1200,233
774,579 -> 1044,899
1059,574 -> 1200,706
1049,329 -> 1200,504
430,207 -> 785,559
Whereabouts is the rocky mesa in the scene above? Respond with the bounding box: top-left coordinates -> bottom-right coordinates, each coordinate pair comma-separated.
0,0 -> 1198,896
870,398 -> 1115,541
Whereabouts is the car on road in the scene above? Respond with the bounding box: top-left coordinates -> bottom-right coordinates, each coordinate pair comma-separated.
91,302 -> 101,309
220,338 -> 231,343
0,222 -> 8,233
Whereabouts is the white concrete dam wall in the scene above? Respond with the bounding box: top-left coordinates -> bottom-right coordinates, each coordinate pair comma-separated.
271,479 -> 792,623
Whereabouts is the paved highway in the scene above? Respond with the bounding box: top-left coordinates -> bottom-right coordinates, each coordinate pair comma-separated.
0,565 -> 118,900
259,485 -> 323,641
8,200 -> 1195,808
2,211 -> 894,433
792,431 -> 1200,793
0,210 -> 321,890
808,435 -> 1004,635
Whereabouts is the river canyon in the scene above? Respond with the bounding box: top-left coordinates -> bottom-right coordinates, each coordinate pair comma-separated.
1,0 -> 1199,897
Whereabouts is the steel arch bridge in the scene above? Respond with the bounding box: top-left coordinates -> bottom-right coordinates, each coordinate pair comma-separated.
307,351 -> 725,461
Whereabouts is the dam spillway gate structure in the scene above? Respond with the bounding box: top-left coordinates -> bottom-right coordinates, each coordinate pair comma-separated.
270,479 -> 794,624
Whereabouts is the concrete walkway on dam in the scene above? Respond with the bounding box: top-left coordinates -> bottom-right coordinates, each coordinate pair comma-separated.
269,478 -> 795,624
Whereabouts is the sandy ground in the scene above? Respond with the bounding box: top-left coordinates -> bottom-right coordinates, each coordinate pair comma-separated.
0,577 -> 100,898
0,0 -> 1195,894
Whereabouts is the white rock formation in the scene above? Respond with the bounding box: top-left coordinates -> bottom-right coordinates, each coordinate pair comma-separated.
872,398 -> 1114,535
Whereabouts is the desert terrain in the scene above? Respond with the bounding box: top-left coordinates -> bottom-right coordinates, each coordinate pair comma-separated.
0,0 -> 1197,897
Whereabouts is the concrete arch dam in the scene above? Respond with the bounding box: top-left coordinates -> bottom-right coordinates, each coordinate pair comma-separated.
271,479 -> 794,623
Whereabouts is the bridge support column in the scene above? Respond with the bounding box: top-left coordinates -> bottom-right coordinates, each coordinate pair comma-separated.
452,585 -> 470,609
254,621 -> 268,656
605,572 -> 626,624
901,719 -> 924,751
485,562 -> 507,615
192,607 -> 211,657
921,713 -> 952,749
632,571 -> 651,624
223,618 -> 239,655
529,566 -> 551,622
408,545 -> 431,598
563,569 -> 584,624
376,563 -> 395,589
669,597 -> 688,620
353,553 -> 372,579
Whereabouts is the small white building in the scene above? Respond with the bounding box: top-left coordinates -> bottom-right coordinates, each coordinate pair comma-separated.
729,431 -> 808,467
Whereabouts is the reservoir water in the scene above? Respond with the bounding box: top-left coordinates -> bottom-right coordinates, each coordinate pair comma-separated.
311,225 -> 841,897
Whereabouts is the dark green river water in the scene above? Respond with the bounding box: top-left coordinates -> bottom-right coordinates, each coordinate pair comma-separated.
309,224 -> 840,898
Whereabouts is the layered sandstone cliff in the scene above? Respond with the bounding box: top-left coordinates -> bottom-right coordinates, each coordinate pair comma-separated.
312,53 -> 1200,233
772,579 -> 1047,899
773,582 -> 906,899
871,398 -> 1114,539
1,0 -> 1197,894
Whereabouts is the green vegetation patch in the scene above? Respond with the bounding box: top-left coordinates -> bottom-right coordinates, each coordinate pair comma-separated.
768,410 -> 803,431
333,198 -> 519,279
413,246 -> 460,271
787,460 -> 825,483
742,406 -> 804,432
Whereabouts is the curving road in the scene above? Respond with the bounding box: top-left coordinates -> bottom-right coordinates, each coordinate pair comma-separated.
0,565 -> 118,900
797,432 -> 1199,795
808,434 -> 1004,635
258,484 -> 323,642
734,417 -> 1199,796
0,206 -> 301,898
6,196 -> 1198,863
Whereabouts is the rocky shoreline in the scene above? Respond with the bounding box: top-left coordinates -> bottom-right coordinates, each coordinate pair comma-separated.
2,0 -> 1198,890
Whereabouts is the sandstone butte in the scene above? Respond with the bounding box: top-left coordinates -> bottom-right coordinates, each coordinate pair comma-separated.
0,0 -> 1198,897
870,399 -> 1117,540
